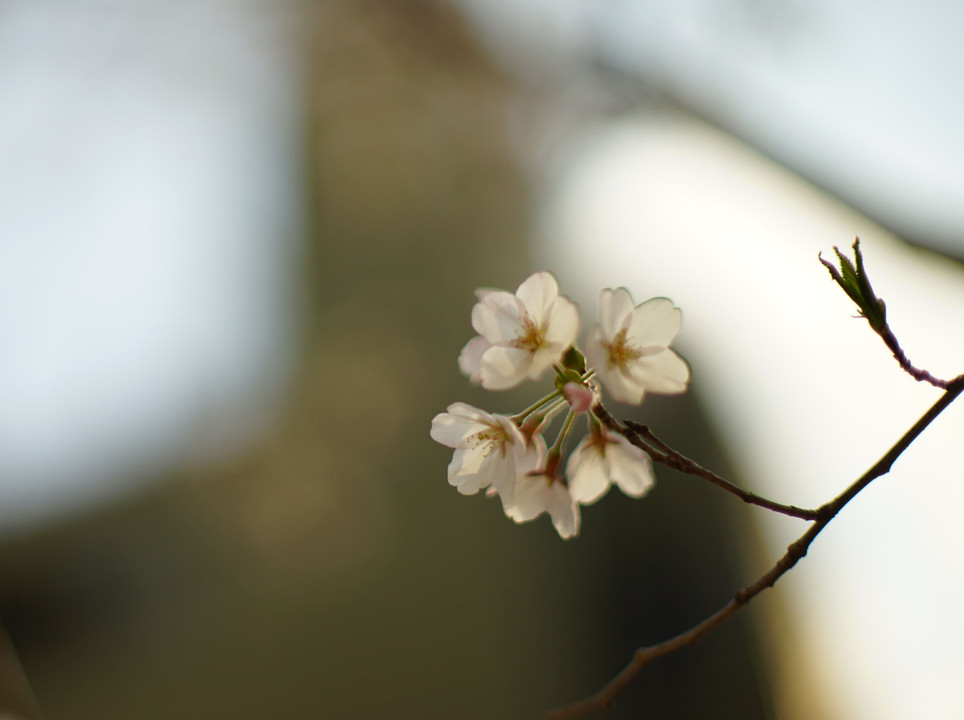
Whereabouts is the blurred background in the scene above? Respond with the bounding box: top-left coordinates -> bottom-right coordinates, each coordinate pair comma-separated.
1,1 -> 963,718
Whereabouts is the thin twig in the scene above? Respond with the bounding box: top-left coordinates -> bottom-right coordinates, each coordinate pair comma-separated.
550,375 -> 964,720
878,326 -> 949,388
592,405 -> 819,521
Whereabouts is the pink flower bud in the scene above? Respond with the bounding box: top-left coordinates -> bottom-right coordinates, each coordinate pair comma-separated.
563,382 -> 595,413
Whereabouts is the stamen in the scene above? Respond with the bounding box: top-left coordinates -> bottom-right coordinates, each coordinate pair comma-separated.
468,424 -> 510,458
607,328 -> 643,369
513,314 -> 546,352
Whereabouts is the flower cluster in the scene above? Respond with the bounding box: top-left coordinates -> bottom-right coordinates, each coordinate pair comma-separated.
431,272 -> 689,538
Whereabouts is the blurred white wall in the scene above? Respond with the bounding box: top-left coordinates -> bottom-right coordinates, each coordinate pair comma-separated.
539,115 -> 964,720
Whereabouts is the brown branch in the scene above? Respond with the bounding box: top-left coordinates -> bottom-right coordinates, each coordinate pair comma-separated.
592,405 -> 819,521
549,374 -> 964,720
820,373 -> 964,514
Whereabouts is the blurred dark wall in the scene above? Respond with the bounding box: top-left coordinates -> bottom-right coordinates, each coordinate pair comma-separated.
0,2 -> 780,718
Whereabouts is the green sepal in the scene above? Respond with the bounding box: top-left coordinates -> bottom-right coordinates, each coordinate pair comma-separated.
561,346 -> 586,374
553,363 -> 585,392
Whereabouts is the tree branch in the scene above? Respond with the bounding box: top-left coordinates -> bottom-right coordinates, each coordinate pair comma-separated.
592,405 -> 819,520
549,374 -> 964,719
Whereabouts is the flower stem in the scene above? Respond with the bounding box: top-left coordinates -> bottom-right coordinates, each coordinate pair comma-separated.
513,391 -> 563,423
513,370 -> 595,425
548,408 -> 578,457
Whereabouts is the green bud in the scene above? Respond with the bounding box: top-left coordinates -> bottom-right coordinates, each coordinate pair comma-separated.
819,237 -> 887,331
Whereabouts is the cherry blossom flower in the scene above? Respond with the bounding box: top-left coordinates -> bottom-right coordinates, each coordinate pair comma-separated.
585,288 -> 690,404
567,428 -> 654,504
430,402 -> 543,504
436,273 -> 693,540
503,468 -> 580,539
464,272 -> 580,390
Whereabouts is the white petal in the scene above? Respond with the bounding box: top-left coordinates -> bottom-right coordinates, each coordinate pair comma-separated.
496,435 -> 545,506
567,440 -> 612,504
430,406 -> 487,448
504,474 -> 552,522
525,346 -> 563,381
517,434 -> 547,473
595,362 -> 646,404
480,346 -> 533,389
444,401 -> 490,420
448,449 -> 488,493
628,349 -> 690,395
473,452 -> 510,495
543,295 -> 580,348
448,446 -> 482,476
606,436 -> 655,498
597,287 -> 634,338
471,292 -> 524,343
450,430 -> 525,498
515,271 -> 559,320
583,325 -> 608,372
627,297 -> 681,350
457,336 -> 491,383
546,483 -> 580,539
